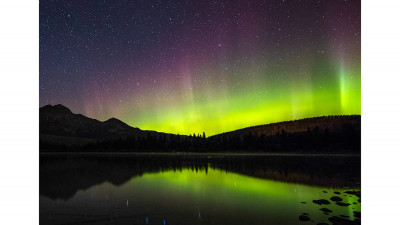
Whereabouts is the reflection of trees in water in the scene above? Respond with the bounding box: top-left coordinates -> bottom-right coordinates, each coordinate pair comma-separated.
40,155 -> 360,200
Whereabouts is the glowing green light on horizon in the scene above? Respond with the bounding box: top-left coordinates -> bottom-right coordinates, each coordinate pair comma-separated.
119,56 -> 361,136
127,76 -> 360,136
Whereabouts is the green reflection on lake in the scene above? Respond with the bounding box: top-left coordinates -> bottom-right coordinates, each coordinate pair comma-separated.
41,166 -> 360,225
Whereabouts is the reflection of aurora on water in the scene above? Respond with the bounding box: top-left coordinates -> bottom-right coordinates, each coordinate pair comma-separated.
39,155 -> 361,200
40,166 -> 360,225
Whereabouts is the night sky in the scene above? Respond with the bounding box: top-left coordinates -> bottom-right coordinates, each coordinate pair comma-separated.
40,0 -> 361,136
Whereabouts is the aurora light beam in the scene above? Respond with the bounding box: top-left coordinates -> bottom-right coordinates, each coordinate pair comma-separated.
40,0 -> 361,136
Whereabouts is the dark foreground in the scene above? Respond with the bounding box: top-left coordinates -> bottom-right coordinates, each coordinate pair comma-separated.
40,153 -> 360,225
40,105 -> 361,154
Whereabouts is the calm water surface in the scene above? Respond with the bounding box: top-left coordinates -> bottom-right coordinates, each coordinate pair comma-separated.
40,154 -> 361,225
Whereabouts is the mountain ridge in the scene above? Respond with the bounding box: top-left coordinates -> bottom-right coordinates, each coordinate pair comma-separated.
40,104 -> 361,153
209,115 -> 361,139
40,104 -> 142,140
41,104 -> 361,137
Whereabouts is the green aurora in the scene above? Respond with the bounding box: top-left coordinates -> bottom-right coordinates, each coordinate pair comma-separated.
40,0 -> 361,136
124,59 -> 360,136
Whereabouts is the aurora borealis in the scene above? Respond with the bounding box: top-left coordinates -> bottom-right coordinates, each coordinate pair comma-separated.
40,0 -> 361,136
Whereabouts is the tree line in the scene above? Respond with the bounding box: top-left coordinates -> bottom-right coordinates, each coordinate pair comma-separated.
40,122 -> 360,154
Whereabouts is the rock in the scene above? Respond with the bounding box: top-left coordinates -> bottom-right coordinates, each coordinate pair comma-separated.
330,196 -> 343,201
336,202 -> 351,206
328,216 -> 345,222
319,208 -> 332,213
299,215 -> 310,221
344,190 -> 361,198
328,216 -> 358,225
312,199 -> 331,205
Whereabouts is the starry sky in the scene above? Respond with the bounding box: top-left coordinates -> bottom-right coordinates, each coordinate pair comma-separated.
40,0 -> 361,136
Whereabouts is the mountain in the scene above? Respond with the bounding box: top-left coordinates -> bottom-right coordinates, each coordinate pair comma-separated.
40,104 -> 183,149
40,104 -> 361,153
209,115 -> 361,140
206,115 -> 361,153
40,104 -> 142,140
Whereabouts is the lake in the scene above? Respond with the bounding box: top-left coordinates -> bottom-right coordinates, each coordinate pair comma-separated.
40,153 -> 361,225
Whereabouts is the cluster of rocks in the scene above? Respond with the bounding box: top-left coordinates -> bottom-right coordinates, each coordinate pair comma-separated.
328,216 -> 361,225
298,190 -> 361,225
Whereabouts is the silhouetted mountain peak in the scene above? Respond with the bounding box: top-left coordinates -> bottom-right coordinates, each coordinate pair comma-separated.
40,104 -> 143,141
40,104 -> 72,114
103,117 -> 136,130
104,117 -> 124,125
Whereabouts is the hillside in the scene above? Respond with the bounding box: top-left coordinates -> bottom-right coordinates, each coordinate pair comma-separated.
39,104 -> 185,148
206,115 -> 361,153
209,115 -> 361,140
40,105 -> 361,153
40,104 -> 142,140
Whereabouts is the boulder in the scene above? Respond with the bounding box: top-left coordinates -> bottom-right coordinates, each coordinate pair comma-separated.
336,202 -> 351,206
330,196 -> 343,201
319,208 -> 332,213
312,199 -> 330,205
299,215 -> 310,221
